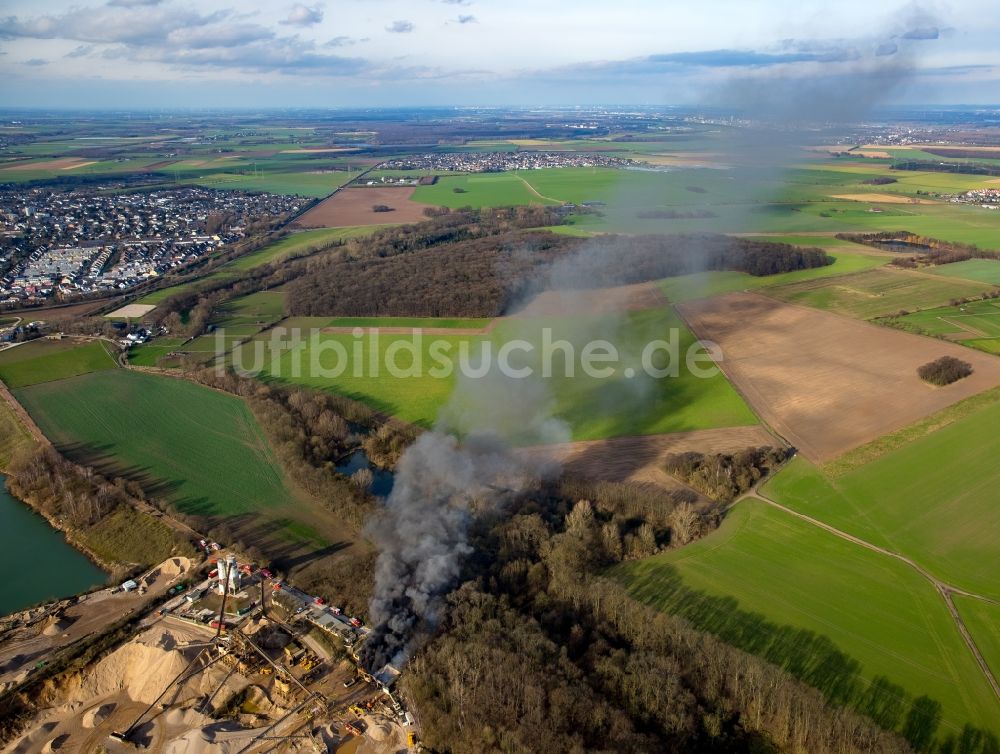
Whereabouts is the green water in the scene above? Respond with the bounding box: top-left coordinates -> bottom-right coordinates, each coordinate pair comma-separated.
0,475 -> 107,616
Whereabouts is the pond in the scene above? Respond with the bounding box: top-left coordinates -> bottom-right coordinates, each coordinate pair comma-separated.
0,475 -> 107,616
335,451 -> 395,498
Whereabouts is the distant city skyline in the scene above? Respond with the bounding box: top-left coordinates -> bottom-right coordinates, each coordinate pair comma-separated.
1,0 -> 998,108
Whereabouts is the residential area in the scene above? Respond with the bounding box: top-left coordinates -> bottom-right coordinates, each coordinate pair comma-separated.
0,186 -> 303,304
378,150 -> 641,173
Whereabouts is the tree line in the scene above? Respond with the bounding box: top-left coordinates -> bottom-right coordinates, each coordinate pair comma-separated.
6,447 -> 192,576
836,231 -> 999,266
284,221 -> 832,319
663,447 -> 791,503
402,475 -> 930,754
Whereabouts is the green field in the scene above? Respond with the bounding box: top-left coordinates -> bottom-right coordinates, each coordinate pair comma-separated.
660,250 -> 887,303
127,338 -> 188,367
954,597 -> 1000,693
189,169 -> 362,198
412,172 -> 560,208
877,298 -> 1000,354
614,499 -> 1000,741
81,505 -> 185,567
762,395 -> 1000,600
0,339 -> 117,388
292,316 -> 491,330
248,307 -> 758,439
0,394 -> 34,471
765,267 -> 996,319
928,259 -> 1000,285
15,370 -> 292,518
226,226 -> 376,271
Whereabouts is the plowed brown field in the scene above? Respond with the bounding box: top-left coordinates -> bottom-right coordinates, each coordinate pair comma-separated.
293,186 -> 435,227
677,292 -> 1000,462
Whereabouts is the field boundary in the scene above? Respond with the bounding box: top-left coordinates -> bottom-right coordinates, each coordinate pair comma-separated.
822,386 -> 1000,476
516,174 -> 566,204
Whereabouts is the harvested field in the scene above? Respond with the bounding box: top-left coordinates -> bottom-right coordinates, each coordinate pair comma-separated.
6,157 -> 91,171
830,193 -> 932,203
293,186 -> 435,228
105,303 -> 156,319
280,147 -> 358,153
677,292 -> 1000,462
512,281 -> 667,317
521,425 -> 779,493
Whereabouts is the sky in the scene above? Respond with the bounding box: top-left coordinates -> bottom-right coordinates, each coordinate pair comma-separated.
0,0 -> 998,108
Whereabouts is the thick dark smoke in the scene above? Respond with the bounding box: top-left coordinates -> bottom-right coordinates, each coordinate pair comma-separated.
359,375 -> 568,671
359,3 -> 944,672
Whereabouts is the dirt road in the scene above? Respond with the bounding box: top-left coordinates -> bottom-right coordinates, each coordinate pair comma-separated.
744,487 -> 1000,703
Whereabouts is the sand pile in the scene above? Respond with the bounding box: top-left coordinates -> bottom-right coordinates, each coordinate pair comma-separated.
144,557 -> 191,588
70,631 -> 190,706
162,707 -> 213,730
39,734 -> 69,753
241,685 -> 280,716
363,716 -> 393,742
81,702 -> 116,728
41,615 -> 72,637
164,722 -> 270,754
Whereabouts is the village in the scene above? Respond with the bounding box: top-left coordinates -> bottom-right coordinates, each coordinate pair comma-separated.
377,149 -> 640,174
0,186 -> 303,303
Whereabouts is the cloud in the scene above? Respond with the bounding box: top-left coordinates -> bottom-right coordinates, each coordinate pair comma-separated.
902,26 -> 939,40
0,6 -> 229,45
457,15 -> 477,24
876,42 -> 898,56
640,48 -> 855,69
385,20 -> 414,33
166,23 -> 274,49
325,35 -> 364,47
443,0 -> 471,4
65,44 -> 95,58
100,36 -> 369,76
23,58 -> 47,66
281,4 -> 323,27
106,0 -> 163,6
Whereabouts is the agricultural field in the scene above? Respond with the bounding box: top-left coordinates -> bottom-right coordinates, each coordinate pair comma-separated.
764,267 -> 997,319
319,316 -> 491,331
0,339 -> 117,389
126,338 -> 188,367
954,597 -> 1000,690
14,370 -> 292,519
927,258 -> 1000,285
136,224 -> 357,308
295,186 -> 438,227
188,168 -> 362,198
248,306 -> 758,440
614,499 -> 1000,742
225,227 -> 377,271
677,292 -> 1000,461
878,298 -> 1000,355
411,173 -> 561,208
147,290 -> 289,367
660,249 -> 887,303
0,392 -> 35,471
761,392 -> 1000,600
